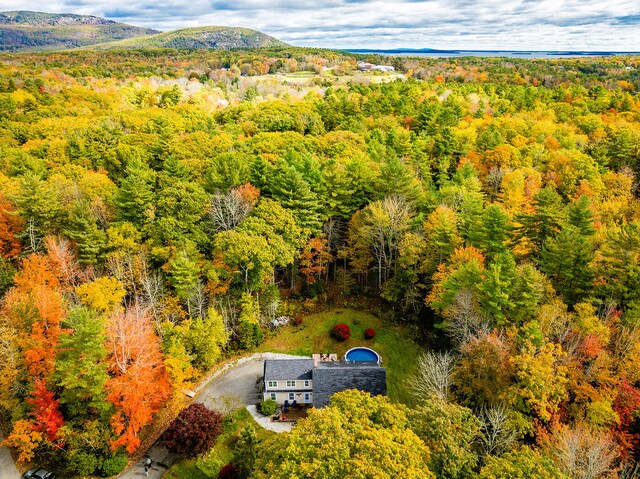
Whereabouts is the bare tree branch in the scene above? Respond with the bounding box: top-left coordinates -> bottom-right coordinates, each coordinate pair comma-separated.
476,403 -> 517,457
408,351 -> 456,402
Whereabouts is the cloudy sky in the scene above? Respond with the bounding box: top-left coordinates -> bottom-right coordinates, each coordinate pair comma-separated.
3,0 -> 640,50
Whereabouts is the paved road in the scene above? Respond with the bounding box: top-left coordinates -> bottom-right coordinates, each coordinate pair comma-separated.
0,434 -> 20,479
119,353 -> 304,479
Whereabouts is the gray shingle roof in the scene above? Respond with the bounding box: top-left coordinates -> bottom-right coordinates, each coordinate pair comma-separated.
263,359 -> 314,381
311,362 -> 387,408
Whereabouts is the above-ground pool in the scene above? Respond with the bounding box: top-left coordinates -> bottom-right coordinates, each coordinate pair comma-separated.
345,347 -> 381,363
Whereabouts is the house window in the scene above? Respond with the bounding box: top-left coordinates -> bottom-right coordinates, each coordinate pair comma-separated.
304,380 -> 310,387
270,393 -> 277,401
267,381 -> 278,388
288,392 -> 295,401
286,380 -> 296,387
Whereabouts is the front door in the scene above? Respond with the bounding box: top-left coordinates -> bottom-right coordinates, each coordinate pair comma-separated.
304,392 -> 311,404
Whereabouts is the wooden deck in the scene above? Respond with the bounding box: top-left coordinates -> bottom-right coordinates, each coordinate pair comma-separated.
272,405 -> 311,423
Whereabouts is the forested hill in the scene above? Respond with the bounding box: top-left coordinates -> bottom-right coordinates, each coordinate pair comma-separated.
0,11 -> 287,52
89,26 -> 288,50
0,11 -> 160,51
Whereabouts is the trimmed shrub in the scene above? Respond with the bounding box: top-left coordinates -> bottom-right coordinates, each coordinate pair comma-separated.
219,463 -> 239,479
331,323 -> 351,341
259,399 -> 278,416
364,328 -> 376,339
163,403 -> 224,457
100,453 -> 128,476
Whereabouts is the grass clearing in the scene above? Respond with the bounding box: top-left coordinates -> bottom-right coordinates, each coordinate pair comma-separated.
257,308 -> 424,405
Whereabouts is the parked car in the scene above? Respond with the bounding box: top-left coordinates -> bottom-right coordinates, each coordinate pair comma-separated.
22,469 -> 55,479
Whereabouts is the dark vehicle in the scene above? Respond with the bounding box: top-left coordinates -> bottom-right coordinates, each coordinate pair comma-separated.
22,469 -> 56,479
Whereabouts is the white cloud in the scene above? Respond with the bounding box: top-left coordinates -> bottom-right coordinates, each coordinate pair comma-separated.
1,0 -> 639,50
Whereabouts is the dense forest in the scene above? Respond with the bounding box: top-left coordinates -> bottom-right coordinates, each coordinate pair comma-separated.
1,47 -> 640,477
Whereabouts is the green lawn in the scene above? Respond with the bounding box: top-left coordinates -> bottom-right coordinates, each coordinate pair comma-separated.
164,407 -> 274,479
257,308 -> 424,406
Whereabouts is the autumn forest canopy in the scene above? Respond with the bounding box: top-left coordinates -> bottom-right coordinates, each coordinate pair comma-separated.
1,47 -> 640,477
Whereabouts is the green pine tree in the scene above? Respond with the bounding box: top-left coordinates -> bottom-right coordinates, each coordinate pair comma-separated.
468,204 -> 512,261
516,187 -> 566,257
269,166 -> 321,232
114,159 -> 156,224
54,307 -> 111,419
540,225 -> 594,305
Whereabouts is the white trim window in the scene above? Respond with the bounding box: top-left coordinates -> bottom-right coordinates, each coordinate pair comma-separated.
288,392 -> 295,401
270,393 -> 277,401
304,380 -> 311,387
267,381 -> 278,388
286,380 -> 296,387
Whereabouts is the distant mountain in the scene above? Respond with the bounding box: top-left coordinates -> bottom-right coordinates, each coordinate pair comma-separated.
90,26 -> 288,50
0,11 -> 160,51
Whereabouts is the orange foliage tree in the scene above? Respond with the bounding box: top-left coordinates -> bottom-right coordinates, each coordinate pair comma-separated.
0,419 -> 43,463
106,304 -> 171,452
2,252 -> 67,455
300,236 -> 333,285
3,254 -> 65,379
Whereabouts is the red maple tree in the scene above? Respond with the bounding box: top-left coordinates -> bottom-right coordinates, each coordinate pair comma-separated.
27,379 -> 64,443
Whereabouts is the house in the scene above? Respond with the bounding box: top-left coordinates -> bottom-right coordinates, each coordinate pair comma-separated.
262,349 -> 387,408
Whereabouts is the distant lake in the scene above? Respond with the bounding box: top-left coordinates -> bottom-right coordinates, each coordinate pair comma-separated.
346,49 -> 639,59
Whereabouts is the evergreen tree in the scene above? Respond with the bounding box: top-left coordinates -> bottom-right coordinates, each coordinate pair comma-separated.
236,294 -> 263,349
233,424 -> 260,479
64,202 -> 107,266
168,250 -> 199,301
54,307 -> 111,419
510,264 -> 546,324
566,195 -> 595,237
375,156 -> 422,203
517,187 -> 566,257
423,206 -> 462,275
540,225 -> 594,305
468,204 -> 512,261
596,222 -> 640,308
114,159 -> 156,225
477,252 -> 517,326
269,166 -> 321,232
15,173 -> 63,247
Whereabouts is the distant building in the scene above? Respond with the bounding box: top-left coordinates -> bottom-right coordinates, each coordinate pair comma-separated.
357,62 -> 375,70
262,349 -> 387,408
358,61 -> 395,72
372,65 -> 395,72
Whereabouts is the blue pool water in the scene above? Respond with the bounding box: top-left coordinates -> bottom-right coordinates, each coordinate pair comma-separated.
345,347 -> 380,362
